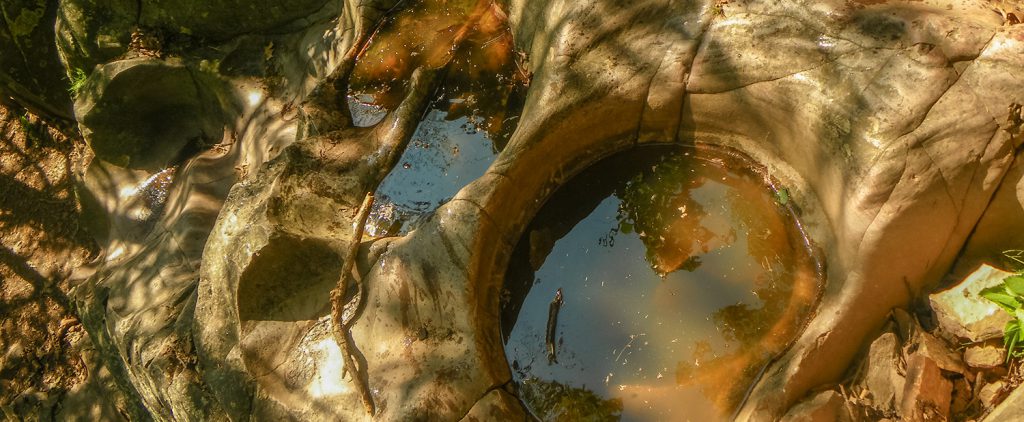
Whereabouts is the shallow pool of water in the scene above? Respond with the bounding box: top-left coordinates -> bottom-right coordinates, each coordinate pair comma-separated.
502,145 -> 822,421
346,0 -> 525,237
363,107 -> 502,236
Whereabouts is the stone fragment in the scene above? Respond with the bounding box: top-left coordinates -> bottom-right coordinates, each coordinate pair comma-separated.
901,353 -> 952,421
859,331 -> 905,414
979,380 -> 1006,409
780,390 -> 852,422
930,264 -> 1015,342
964,343 -> 1005,369
978,383 -> 1019,422
911,330 -> 969,378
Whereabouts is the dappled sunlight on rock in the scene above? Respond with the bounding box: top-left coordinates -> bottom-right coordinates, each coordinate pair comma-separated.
38,0 -> 1024,419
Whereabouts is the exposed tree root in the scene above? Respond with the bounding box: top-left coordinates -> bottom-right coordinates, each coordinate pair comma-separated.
317,1 -> 498,416
330,192 -> 376,416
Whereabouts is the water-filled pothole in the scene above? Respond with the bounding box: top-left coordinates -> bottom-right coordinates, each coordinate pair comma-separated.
343,0 -> 526,237
502,145 -> 822,420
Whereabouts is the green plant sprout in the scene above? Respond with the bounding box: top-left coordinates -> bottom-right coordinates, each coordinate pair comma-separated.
981,273 -> 1024,362
68,68 -> 87,97
17,112 -> 46,149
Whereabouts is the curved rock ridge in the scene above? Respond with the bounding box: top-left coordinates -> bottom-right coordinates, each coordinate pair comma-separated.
62,0 -> 1024,420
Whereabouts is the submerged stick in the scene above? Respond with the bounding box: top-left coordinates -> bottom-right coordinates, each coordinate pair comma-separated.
330,192 -> 376,415
546,288 -> 563,364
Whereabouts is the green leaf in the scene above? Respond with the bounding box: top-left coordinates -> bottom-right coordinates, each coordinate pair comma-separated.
1003,321 -> 1019,360
1006,319 -> 1019,335
775,188 -> 790,205
1005,320 -> 1022,362
981,286 -> 1021,313
1005,275 -> 1024,296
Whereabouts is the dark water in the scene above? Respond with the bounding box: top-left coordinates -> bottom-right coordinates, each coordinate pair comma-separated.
345,0 -> 526,236
362,105 -> 505,236
502,146 -> 822,421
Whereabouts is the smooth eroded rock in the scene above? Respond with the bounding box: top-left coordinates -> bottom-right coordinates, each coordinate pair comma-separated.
780,390 -> 852,422
74,58 -> 235,171
64,0 -> 1024,420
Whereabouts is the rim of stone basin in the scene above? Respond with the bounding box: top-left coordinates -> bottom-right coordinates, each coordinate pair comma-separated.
485,141 -> 828,417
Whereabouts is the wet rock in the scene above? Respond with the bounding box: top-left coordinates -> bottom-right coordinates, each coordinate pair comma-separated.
930,264 -> 1015,342
527,229 -> 556,270
780,390 -> 852,422
964,343 -> 1005,369
67,13 -> 351,419
901,352 -> 953,421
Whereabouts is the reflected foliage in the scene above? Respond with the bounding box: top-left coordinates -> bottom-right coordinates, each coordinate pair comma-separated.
503,146 -> 822,418
519,378 -> 623,422
614,151 -> 804,348
349,0 -> 527,145
614,152 -> 720,275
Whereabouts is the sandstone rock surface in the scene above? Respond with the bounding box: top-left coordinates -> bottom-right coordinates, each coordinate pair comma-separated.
780,390 -> 852,422
46,0 -> 1024,420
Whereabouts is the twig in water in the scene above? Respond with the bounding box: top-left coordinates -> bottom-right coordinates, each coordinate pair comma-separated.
330,192 -> 376,416
546,288 -> 563,364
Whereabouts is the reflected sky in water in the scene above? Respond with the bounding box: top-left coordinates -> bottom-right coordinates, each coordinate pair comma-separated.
365,107 -> 499,236
503,147 -> 820,421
